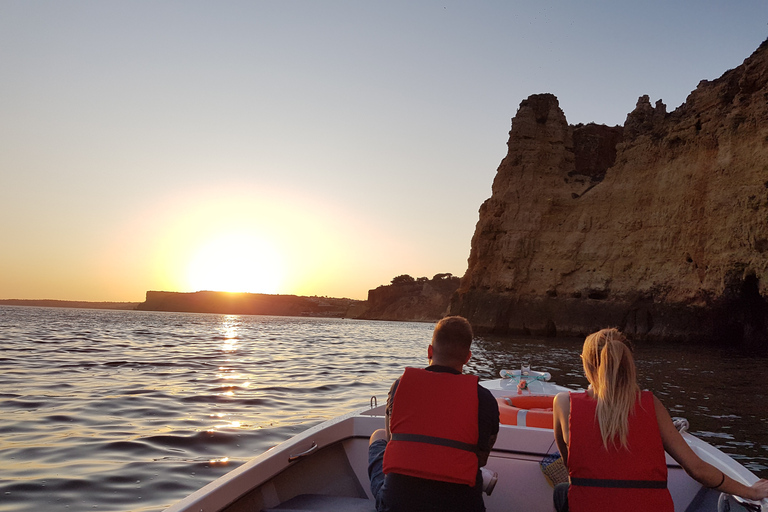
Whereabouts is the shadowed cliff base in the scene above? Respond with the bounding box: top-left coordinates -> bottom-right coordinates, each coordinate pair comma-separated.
450,286 -> 768,350
450,39 -> 768,351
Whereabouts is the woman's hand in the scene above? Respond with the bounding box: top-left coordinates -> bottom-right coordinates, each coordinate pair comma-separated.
747,479 -> 768,501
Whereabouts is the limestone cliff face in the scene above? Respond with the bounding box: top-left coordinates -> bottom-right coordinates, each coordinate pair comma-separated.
451,40 -> 768,347
359,275 -> 461,322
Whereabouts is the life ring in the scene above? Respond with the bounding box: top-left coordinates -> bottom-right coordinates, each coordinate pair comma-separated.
497,395 -> 555,429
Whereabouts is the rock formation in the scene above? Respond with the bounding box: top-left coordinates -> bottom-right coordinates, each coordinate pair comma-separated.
358,274 -> 461,322
450,39 -> 768,348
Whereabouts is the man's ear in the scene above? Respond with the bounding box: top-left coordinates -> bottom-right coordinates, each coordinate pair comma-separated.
427,344 -> 434,360
464,350 -> 472,364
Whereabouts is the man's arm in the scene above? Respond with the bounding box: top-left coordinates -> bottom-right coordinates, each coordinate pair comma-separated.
477,387 -> 500,467
384,406 -> 391,440
383,378 -> 399,441
477,433 -> 497,468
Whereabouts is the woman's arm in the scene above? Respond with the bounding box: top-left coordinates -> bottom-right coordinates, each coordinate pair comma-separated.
552,392 -> 570,466
654,394 -> 768,502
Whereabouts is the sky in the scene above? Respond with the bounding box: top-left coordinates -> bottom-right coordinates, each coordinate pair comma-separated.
1,1 -> 766,302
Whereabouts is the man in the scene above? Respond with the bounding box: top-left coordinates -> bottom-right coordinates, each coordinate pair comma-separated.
367,316 -> 500,512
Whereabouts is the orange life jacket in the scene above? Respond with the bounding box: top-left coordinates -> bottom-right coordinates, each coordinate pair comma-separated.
383,367 -> 480,486
568,390 -> 673,512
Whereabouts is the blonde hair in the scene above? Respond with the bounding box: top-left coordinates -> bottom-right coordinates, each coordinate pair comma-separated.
581,328 -> 640,449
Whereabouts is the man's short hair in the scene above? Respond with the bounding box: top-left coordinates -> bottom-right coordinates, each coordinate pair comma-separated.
432,316 -> 473,363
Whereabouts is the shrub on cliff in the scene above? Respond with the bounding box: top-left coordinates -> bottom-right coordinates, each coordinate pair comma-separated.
391,274 -> 415,285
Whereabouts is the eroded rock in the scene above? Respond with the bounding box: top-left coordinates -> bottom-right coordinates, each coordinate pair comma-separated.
451,40 -> 768,348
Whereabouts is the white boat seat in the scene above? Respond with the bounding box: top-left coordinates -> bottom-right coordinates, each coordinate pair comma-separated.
262,494 -> 376,512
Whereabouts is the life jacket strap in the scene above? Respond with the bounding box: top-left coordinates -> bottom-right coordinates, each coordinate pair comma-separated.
390,433 -> 478,453
570,477 -> 667,489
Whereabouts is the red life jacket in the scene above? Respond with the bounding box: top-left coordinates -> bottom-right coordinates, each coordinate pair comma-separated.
383,367 -> 480,486
568,390 -> 673,512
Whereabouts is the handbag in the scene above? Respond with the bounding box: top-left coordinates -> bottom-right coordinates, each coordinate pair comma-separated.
540,452 -> 569,487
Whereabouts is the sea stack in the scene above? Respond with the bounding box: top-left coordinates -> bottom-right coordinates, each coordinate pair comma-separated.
450,39 -> 768,348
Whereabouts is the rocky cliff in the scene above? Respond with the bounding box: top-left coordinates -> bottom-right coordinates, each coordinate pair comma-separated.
359,274 -> 461,322
450,40 -> 768,348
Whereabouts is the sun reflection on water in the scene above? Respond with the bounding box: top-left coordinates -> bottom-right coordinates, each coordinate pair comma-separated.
220,315 -> 240,352
202,316 -> 253,435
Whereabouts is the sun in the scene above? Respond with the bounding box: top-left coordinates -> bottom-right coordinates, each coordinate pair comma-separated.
186,232 -> 284,294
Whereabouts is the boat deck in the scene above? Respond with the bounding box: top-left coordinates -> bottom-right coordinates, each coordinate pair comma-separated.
164,382 -> 765,512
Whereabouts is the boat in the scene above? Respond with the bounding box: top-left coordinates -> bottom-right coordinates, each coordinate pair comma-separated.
163,369 -> 767,512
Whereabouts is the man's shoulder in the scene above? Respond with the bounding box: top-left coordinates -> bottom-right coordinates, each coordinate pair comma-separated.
476,383 -> 496,403
476,381 -> 491,393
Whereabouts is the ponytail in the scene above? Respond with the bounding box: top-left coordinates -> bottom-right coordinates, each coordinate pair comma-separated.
581,328 -> 640,449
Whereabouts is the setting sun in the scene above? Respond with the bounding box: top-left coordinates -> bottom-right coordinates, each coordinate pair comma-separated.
96,184 -> 392,300
186,232 -> 284,294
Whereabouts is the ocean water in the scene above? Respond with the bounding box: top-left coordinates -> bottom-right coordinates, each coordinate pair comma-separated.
1,306 -> 766,512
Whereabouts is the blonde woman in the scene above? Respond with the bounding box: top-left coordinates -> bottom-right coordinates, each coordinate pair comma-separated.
552,328 -> 768,512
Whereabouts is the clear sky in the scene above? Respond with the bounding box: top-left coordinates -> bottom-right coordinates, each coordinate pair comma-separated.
1,1 -> 766,302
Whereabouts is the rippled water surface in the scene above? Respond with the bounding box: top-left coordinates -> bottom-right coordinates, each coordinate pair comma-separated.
1,306 -> 766,512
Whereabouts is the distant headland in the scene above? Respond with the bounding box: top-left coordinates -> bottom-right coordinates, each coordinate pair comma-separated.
135,290 -> 362,317
0,273 -> 460,323
135,273 -> 459,321
0,299 -> 141,310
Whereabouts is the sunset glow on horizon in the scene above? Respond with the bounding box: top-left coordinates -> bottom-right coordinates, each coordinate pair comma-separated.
1,2 -> 765,303
90,184 -> 414,301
